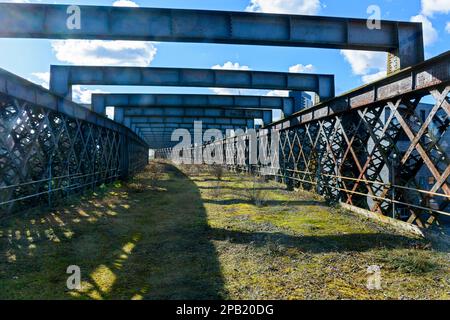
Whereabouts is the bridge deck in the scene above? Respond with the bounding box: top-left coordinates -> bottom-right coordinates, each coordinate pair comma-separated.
1,161 -> 448,299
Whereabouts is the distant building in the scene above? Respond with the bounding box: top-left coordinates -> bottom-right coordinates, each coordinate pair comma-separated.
289,91 -> 313,112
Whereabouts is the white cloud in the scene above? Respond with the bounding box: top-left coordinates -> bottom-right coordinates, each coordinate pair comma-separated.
245,0 -> 321,14
340,50 -> 386,76
289,64 -> 315,73
112,0 -> 139,7
340,0 -> 444,82
29,72 -> 50,89
266,90 -> 289,97
211,61 -> 250,71
446,22 -> 450,33
105,107 -> 115,120
421,0 -> 450,17
409,0 -> 447,48
361,71 -> 387,84
51,40 -> 157,66
211,87 -> 266,95
50,1 -> 156,68
72,86 -> 107,104
340,50 -> 387,84
273,109 -> 283,122
410,14 -> 438,46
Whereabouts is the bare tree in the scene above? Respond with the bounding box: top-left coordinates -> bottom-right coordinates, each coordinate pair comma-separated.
211,164 -> 224,181
245,175 -> 268,207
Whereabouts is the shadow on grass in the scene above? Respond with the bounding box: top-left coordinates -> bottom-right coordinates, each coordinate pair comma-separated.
0,162 -> 225,300
203,199 -> 325,206
209,228 -> 424,254
0,162 -> 439,300
198,186 -> 284,192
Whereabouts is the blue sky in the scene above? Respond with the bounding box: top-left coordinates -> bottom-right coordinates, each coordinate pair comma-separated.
0,0 -> 449,119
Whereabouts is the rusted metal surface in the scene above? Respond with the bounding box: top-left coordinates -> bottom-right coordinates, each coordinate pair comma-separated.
0,69 -> 148,215
176,53 -> 450,228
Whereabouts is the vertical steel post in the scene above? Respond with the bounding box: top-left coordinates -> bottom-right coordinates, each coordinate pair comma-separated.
121,135 -> 130,179
48,161 -> 52,207
391,153 -> 398,219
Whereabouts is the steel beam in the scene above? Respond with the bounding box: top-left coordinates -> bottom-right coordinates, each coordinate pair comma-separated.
133,125 -> 250,133
92,93 -> 295,116
124,117 -> 255,126
130,121 -> 252,133
140,131 -> 250,136
137,127 -> 248,133
134,123 -> 250,130
121,107 -> 265,119
50,65 -> 334,103
123,110 -> 267,127
0,3 -> 424,70
140,129 -> 236,135
140,125 -> 243,143
140,130 -> 239,134
124,112 -> 271,125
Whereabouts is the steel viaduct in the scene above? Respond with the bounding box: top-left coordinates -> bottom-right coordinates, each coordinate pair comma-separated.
0,2 -> 448,229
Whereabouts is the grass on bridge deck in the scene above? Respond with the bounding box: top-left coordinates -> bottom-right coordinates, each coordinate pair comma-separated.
0,161 -> 449,300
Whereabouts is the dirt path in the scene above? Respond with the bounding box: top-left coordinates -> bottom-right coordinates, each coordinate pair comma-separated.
1,162 -> 448,299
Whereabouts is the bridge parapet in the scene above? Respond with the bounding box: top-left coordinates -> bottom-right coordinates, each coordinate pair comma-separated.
169,52 -> 450,228
0,68 -> 148,215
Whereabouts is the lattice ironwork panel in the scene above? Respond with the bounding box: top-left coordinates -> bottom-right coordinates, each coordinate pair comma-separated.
156,84 -> 449,228
0,93 -> 147,215
274,85 -> 450,227
190,85 -> 450,228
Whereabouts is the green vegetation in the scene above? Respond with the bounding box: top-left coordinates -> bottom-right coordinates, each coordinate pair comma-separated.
0,162 -> 448,299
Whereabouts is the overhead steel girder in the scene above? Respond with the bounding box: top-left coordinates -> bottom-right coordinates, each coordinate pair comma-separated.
142,132 -> 237,138
140,126 -> 243,141
134,122 -> 239,128
125,116 -> 259,126
134,127 -> 252,139
119,107 -> 266,120
92,93 -> 295,116
134,124 -> 249,132
0,3 -> 424,71
137,126 -> 247,133
133,126 -> 252,139
140,130 -> 242,135
120,110 -> 272,126
141,130 -> 237,136
49,65 -> 335,102
140,132 -> 244,140
128,119 -> 250,136
134,123 -> 249,130
143,134 -> 230,142
130,120 -> 255,133
139,134 -> 246,140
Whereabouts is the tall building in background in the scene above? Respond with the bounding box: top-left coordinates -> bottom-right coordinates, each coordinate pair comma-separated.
289,91 -> 314,112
